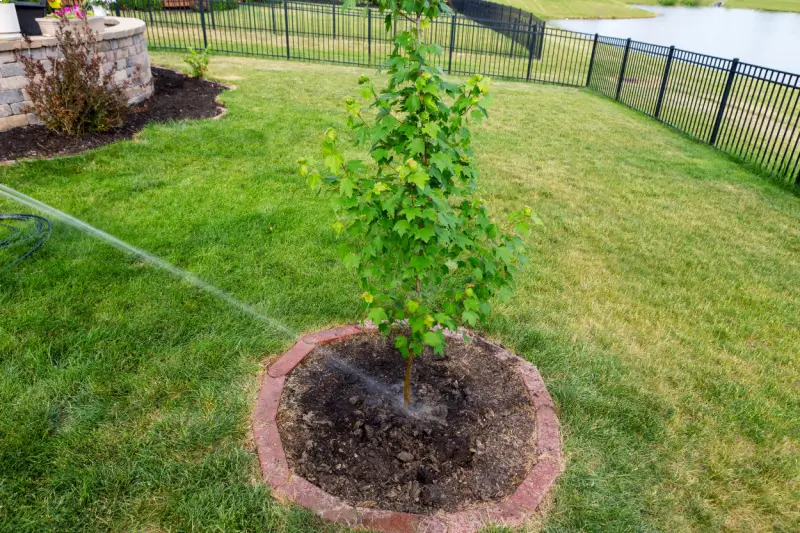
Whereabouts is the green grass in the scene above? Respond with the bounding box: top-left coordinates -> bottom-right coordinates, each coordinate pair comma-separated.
491,0 -> 656,20
2,53 -> 799,533
489,0 -> 800,19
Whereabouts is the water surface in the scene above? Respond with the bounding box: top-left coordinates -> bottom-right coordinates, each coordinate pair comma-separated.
553,6 -> 800,75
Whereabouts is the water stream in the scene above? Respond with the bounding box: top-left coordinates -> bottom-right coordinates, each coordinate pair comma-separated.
0,184 -> 296,338
0,183 -> 439,419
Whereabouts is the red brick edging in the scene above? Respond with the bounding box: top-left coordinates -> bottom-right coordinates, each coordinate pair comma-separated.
253,325 -> 563,533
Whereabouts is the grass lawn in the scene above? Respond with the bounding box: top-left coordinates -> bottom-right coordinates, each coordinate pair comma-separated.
492,0 -> 800,19
491,0 -> 655,20
1,53 -> 799,532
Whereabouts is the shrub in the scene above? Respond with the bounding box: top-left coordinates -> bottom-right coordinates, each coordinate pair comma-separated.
192,0 -> 239,11
183,46 -> 211,78
657,0 -> 677,5
116,0 -> 164,12
17,17 -> 130,136
300,0 -> 537,407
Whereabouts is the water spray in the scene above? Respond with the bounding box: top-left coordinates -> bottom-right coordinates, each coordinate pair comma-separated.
0,184 -> 295,338
0,184 -> 432,414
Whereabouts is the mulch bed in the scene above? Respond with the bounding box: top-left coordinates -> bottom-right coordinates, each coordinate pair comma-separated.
278,331 -> 537,514
0,67 -> 225,162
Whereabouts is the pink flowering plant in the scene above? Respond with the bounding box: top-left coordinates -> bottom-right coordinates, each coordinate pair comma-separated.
47,6 -> 94,19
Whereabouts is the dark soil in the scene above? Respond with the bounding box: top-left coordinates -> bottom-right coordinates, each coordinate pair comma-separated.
0,67 -> 225,162
278,332 -> 536,514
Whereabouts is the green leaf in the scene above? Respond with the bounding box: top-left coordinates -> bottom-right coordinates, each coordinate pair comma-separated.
324,153 -> 344,174
414,226 -> 435,243
393,219 -> 410,236
430,152 -> 452,172
434,313 -> 453,326
339,177 -> 355,198
368,307 -> 389,324
422,122 -> 440,138
307,170 -> 321,190
409,315 -> 426,333
423,330 -> 444,347
409,171 -> 429,189
342,252 -> 360,269
395,335 -> 409,358
496,246 -> 515,264
408,138 -> 425,155
401,207 -> 422,221
464,297 -> 480,311
462,310 -> 479,326
346,160 -> 365,173
410,255 -> 431,270
371,148 -> 390,162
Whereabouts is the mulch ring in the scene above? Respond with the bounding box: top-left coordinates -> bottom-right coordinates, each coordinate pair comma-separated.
278,330 -> 537,515
0,67 -> 225,163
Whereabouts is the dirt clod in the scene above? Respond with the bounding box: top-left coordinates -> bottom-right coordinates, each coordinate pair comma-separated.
397,451 -> 414,463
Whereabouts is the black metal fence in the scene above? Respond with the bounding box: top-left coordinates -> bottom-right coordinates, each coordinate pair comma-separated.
450,0 -> 545,59
117,0 -> 800,185
588,37 -> 800,184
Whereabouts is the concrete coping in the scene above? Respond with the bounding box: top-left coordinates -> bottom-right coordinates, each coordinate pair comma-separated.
254,324 -> 564,533
0,17 -> 146,53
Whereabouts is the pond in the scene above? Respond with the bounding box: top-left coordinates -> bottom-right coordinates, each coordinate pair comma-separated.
552,5 -> 800,75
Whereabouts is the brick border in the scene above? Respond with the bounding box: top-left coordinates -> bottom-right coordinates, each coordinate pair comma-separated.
253,325 -> 563,533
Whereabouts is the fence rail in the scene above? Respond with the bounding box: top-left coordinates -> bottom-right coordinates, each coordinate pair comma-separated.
116,0 -> 800,185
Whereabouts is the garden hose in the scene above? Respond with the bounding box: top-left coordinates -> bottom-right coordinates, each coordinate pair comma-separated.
0,214 -> 52,272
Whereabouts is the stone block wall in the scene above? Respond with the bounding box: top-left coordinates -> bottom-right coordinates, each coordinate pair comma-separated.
0,17 -> 153,132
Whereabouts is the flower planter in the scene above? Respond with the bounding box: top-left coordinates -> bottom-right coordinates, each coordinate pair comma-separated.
0,4 -> 22,41
35,16 -> 107,37
14,1 -> 47,36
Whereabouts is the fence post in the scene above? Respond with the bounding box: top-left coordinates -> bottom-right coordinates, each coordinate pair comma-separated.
654,45 -> 675,120
332,0 -> 336,40
447,15 -> 456,74
709,58 -> 739,146
146,0 -> 154,25
209,0 -> 216,31
283,0 -> 290,59
585,33 -> 599,87
615,38 -> 632,101
198,0 -> 208,49
525,21 -> 536,82
367,8 -> 372,65
535,21 -> 545,59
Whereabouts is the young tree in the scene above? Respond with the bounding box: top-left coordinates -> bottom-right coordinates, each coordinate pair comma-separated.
299,0 -> 538,408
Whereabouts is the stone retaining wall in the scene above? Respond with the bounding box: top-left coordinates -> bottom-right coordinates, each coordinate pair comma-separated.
0,17 -> 152,132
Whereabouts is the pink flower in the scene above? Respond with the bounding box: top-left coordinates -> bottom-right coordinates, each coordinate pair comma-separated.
52,6 -> 88,19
